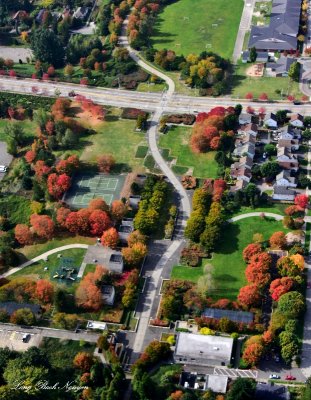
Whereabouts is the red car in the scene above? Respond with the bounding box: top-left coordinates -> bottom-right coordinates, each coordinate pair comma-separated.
285,375 -> 296,381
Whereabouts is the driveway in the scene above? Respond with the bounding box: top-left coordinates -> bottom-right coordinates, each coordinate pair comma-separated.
0,46 -> 32,62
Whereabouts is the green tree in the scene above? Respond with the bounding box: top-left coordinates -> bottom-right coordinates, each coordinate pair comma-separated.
250,47 -> 257,62
185,209 -> 205,242
227,378 -> 256,400
10,308 -> 35,325
260,161 -> 281,179
278,291 -> 305,318
264,143 -> 277,156
275,110 -> 288,124
4,123 -> 26,146
288,61 -> 300,82
30,29 -> 65,67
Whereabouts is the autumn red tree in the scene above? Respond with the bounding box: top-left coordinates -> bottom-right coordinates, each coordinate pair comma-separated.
35,279 -> 54,303
47,173 -> 71,199
75,266 -> 107,310
66,209 -> 91,235
47,65 -> 55,77
89,209 -> 112,236
30,214 -> 54,240
51,97 -> 71,120
45,120 -> 55,135
56,155 -> 80,175
269,277 -> 295,301
34,160 -> 51,181
212,179 -> 226,202
97,154 -> 115,173
294,194 -> 309,209
101,227 -> 119,248
269,231 -> 287,249
15,224 -> 34,245
110,200 -> 127,220
262,330 -> 274,345
242,342 -> 264,366
259,93 -> 268,101
285,205 -> 301,215
88,198 -> 109,211
73,352 -> 94,372
242,243 -> 262,262
122,242 -> 147,266
238,284 -> 262,308
245,92 -> 253,100
25,150 -> 36,164
56,207 -> 71,228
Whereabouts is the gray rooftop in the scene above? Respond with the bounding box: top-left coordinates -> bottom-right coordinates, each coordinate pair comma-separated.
175,333 -> 234,363
206,375 -> 228,394
266,56 -> 296,73
202,308 -> 254,324
0,302 -> 41,315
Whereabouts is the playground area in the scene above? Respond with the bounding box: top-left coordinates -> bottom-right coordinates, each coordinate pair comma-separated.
246,63 -> 265,77
64,173 -> 126,208
52,257 -> 78,284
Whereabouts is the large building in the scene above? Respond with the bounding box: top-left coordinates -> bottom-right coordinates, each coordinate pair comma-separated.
248,0 -> 301,52
173,333 -> 234,367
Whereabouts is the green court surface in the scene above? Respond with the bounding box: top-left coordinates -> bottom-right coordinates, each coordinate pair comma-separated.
64,173 -> 126,208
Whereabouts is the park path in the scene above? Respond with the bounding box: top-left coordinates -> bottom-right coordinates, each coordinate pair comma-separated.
232,0 -> 256,63
1,244 -> 89,278
119,16 -> 175,96
227,212 -> 283,222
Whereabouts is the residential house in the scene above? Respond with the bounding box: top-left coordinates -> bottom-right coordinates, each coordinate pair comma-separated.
272,185 -> 296,201
290,113 -> 304,128
264,113 -> 278,129
279,125 -> 302,140
238,123 -> 258,137
277,131 -> 299,150
248,0 -> 300,53
241,51 -> 269,63
202,308 -> 254,324
73,6 -> 89,20
233,142 -> 255,158
229,179 -> 248,192
275,170 -> 297,187
179,372 -> 228,393
277,147 -> 299,171
101,285 -> 115,306
129,195 -> 141,210
173,333 -> 234,367
255,382 -> 290,400
230,156 -> 253,182
265,56 -> 296,77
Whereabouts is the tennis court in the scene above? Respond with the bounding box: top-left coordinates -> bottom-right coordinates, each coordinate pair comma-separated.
64,173 -> 126,208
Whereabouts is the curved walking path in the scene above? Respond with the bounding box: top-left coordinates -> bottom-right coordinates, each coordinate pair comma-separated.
227,212 -> 283,223
1,244 -> 89,278
119,17 -> 175,96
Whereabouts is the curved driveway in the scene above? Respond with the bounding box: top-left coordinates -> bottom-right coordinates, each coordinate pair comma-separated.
227,212 -> 283,223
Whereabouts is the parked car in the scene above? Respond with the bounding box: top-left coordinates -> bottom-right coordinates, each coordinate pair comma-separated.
22,333 -> 30,342
0,165 -> 7,172
285,375 -> 296,381
269,374 -> 280,379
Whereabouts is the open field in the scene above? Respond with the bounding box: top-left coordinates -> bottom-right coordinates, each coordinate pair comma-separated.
151,0 -> 244,59
18,236 -> 95,260
230,63 -> 301,100
79,108 -> 147,172
171,217 -> 289,300
159,126 -> 218,178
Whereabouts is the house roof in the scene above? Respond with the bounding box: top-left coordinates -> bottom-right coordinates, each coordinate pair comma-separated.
175,333 -> 234,363
0,302 -> 41,315
206,375 -> 228,394
202,308 -> 254,323
239,123 -> 258,133
266,56 -> 296,73
242,51 -> 269,62
273,186 -> 295,195
255,383 -> 290,400
249,0 -> 300,51
290,113 -> 303,121
265,112 -> 277,122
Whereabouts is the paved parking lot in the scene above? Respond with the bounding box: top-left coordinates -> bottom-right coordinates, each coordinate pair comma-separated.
213,367 -> 258,379
0,329 -> 42,351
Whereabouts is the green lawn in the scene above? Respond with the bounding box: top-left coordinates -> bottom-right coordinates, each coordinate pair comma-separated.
137,82 -> 167,92
151,0 -> 244,59
0,119 -> 36,143
159,126 -> 218,178
229,203 -> 288,218
172,217 -> 289,300
12,248 -> 86,282
80,108 -> 147,171
230,63 -> 301,100
18,236 -> 95,260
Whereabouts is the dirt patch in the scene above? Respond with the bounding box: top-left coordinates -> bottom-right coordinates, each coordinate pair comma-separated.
120,172 -> 136,199
246,63 -> 265,77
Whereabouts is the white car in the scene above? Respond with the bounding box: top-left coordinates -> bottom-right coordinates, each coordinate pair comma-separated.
0,165 -> 7,172
269,374 -> 280,379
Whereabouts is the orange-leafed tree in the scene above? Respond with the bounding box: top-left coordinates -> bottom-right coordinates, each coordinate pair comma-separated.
89,209 -> 112,236
110,200 -> 127,221
35,279 -> 54,303
269,231 -> 287,249
88,198 -> 109,211
73,352 -> 94,372
15,224 -> 34,245
294,194 -> 309,209
238,284 -> 262,308
56,207 -> 71,228
75,266 -> 107,311
47,173 -> 71,199
242,342 -> 264,366
269,277 -> 295,301
127,230 -> 146,247
97,154 -> 115,173
242,243 -> 262,262
122,242 -> 147,266
101,227 -> 119,248
30,214 -> 55,240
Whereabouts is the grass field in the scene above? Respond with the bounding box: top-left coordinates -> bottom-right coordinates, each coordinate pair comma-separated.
0,119 -> 36,143
18,236 -> 95,260
159,126 -> 218,178
171,216 -> 289,300
230,63 -> 301,100
151,0 -> 244,59
80,108 -> 147,172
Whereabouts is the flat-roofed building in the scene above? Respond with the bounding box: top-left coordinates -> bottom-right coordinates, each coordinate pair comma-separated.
174,333 -> 234,367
